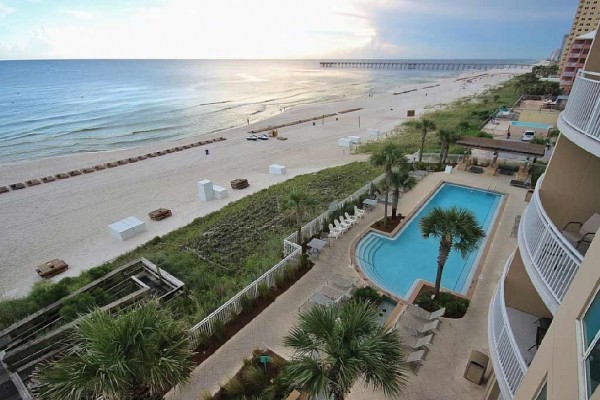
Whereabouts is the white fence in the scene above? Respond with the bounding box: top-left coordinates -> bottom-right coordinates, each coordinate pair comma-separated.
489,257 -> 527,399
561,70 -> 600,142
520,174 -> 583,304
189,174 -> 384,346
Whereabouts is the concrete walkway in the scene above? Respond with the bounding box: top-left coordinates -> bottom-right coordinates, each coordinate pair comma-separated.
167,171 -> 529,400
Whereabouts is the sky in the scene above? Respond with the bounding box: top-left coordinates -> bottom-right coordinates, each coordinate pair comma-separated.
0,0 -> 578,60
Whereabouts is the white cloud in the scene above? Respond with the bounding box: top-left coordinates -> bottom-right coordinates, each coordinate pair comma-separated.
61,10 -> 95,20
0,2 -> 15,19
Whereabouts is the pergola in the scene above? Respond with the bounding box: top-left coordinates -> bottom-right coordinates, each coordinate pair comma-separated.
456,137 -> 546,157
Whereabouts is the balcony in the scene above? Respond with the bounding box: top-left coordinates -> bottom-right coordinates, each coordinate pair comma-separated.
558,70 -> 600,157
518,175 -> 583,314
562,71 -> 575,77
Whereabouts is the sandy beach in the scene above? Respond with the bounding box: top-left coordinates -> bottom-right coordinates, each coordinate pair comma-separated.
0,69 -> 524,298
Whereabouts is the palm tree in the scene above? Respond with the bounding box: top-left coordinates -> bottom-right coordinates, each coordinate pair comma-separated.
282,301 -> 407,400
284,189 -> 317,252
370,143 -> 407,225
419,206 -> 486,300
414,119 -> 436,162
438,129 -> 460,165
389,167 -> 416,219
493,94 -> 500,103
33,300 -> 194,400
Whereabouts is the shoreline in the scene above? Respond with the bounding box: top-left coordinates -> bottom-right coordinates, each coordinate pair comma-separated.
0,68 -> 524,298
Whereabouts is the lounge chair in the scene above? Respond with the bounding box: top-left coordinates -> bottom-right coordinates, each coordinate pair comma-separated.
406,349 -> 426,373
327,274 -> 357,293
318,286 -> 344,301
334,219 -> 350,232
329,223 -> 345,235
354,206 -> 365,218
407,304 -> 446,321
404,333 -> 434,351
399,319 -> 440,335
328,229 -> 342,239
562,213 -> 600,252
345,212 -> 358,224
340,215 -> 356,227
510,179 -> 531,188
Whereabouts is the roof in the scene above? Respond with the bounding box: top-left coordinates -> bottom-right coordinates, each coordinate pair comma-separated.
576,30 -> 596,40
456,137 -> 546,156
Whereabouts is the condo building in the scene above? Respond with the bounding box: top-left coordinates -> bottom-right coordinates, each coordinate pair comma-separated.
560,30 -> 596,94
484,24 -> 600,400
559,0 -> 600,73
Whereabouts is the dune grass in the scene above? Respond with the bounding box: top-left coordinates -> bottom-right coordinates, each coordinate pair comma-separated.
0,162 -> 382,331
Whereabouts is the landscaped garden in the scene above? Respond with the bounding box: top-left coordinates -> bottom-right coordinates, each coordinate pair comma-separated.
0,162 -> 383,331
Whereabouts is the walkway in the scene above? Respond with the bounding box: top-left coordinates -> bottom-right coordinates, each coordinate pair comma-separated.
167,171 -> 529,400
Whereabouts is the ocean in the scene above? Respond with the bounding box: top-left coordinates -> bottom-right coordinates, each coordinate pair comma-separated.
0,59 -> 528,163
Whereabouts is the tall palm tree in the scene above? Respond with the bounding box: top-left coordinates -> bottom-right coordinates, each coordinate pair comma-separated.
414,119 -> 436,162
284,189 -> 317,252
438,129 -> 460,165
419,206 -> 486,299
389,167 -> 416,219
282,301 -> 407,400
33,300 -> 194,400
370,143 -> 406,225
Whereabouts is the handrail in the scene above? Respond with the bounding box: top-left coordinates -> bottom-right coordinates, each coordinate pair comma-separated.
561,70 -> 600,143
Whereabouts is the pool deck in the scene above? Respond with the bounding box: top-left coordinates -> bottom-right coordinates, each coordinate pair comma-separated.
167,170 -> 529,400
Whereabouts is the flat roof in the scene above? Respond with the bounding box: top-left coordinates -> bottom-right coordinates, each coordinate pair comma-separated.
456,137 -> 546,156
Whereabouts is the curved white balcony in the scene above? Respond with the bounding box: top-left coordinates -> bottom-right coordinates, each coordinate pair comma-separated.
558,70 -> 600,157
488,256 -> 527,400
518,175 -> 583,314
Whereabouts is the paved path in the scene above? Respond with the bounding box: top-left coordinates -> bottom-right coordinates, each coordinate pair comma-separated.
167,171 -> 529,400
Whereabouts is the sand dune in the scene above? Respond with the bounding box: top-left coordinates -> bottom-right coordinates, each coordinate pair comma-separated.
0,69 -> 522,298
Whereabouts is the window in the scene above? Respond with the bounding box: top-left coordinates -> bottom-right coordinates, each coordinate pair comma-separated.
535,383 -> 547,400
583,293 -> 600,397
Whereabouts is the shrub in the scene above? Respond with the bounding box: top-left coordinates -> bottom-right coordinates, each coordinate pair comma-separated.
30,281 -> 70,308
352,286 -> 381,304
257,283 -> 272,301
212,318 -> 226,342
414,161 -> 427,171
239,294 -> 254,315
299,254 -> 311,270
416,291 -> 470,318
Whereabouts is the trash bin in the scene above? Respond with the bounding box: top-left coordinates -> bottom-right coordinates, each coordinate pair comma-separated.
407,110 -> 415,117
464,350 -> 488,384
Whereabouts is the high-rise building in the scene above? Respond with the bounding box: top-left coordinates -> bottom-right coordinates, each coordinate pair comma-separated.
560,30 -> 595,93
559,0 -> 600,72
483,30 -> 600,400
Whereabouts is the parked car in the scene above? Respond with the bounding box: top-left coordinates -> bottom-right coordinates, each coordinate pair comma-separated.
521,130 -> 536,142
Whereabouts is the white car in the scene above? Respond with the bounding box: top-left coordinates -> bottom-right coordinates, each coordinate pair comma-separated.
521,130 -> 536,142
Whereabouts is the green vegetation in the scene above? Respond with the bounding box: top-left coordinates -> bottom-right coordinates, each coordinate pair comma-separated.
0,162 -> 382,331
33,301 -> 194,400
370,143 -> 408,225
514,72 -> 561,96
359,76 -> 523,156
351,286 -> 382,304
283,188 -> 317,253
283,301 -> 407,400
419,206 -> 486,299
532,64 -> 559,78
416,292 -> 470,318
59,288 -> 111,322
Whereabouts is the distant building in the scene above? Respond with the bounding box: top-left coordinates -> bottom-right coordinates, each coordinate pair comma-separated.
558,0 -> 600,72
560,30 -> 596,94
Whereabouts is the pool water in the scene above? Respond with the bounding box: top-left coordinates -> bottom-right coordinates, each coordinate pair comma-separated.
355,183 -> 502,300
510,121 -> 552,129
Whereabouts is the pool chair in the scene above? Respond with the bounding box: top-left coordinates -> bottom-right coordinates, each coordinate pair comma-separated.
354,206 -> 365,218
327,274 -> 358,294
334,219 -> 350,232
407,304 -> 446,321
561,213 -> 600,254
329,223 -> 344,235
404,333 -> 434,351
345,212 -> 358,224
328,229 -> 342,240
406,349 -> 426,373
340,215 -> 356,227
398,319 -> 440,336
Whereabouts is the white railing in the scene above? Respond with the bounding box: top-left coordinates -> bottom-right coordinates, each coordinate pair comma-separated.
519,174 -> 583,307
489,259 -> 527,399
189,174 -> 384,346
561,70 -> 600,142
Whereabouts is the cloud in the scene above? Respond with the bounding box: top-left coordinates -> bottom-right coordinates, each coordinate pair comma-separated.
61,10 -> 95,20
0,2 -> 15,18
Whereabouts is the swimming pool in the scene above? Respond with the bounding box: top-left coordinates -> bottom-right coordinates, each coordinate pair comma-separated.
355,183 -> 502,300
510,121 -> 553,129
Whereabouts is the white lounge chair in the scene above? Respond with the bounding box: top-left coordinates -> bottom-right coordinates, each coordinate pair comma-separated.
562,213 -> 600,253
340,215 -> 356,227
407,304 -> 446,321
345,212 -> 358,224
354,206 -> 365,218
406,349 -> 426,373
328,229 -> 342,239
334,219 -> 350,232
329,223 -> 344,235
405,333 -> 434,351
338,216 -> 352,229
399,319 -> 440,335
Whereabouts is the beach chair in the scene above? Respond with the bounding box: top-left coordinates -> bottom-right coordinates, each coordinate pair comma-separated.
406,349 -> 426,373
329,223 -> 345,235
345,212 -> 358,224
399,319 -> 440,336
318,286 -> 344,302
354,206 -> 365,218
340,215 -> 356,227
334,219 -> 350,232
562,213 -> 600,253
407,304 -> 446,321
328,229 -> 342,239
404,333 -> 434,351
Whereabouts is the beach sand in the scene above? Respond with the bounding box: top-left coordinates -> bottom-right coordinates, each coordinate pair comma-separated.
0,69 -> 523,298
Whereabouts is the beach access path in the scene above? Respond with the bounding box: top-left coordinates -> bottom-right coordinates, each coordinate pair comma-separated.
0,69 -> 523,298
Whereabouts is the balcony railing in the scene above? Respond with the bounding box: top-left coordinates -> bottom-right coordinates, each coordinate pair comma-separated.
562,71 -> 575,77
489,258 -> 527,399
519,175 -> 583,312
560,70 -> 600,143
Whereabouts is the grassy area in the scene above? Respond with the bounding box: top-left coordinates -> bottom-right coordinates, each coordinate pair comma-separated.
0,162 -> 382,331
359,77 -> 522,155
